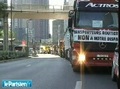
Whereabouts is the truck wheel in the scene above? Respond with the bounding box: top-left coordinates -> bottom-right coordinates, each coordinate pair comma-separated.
117,78 -> 119,89
71,61 -> 79,72
72,65 -> 79,72
111,66 -> 117,81
112,73 -> 116,81
65,50 -> 68,60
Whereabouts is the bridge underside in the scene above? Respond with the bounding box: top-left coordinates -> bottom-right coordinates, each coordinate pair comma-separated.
8,11 -> 68,20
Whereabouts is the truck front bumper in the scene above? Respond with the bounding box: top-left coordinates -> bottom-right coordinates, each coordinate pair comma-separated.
72,59 -> 112,67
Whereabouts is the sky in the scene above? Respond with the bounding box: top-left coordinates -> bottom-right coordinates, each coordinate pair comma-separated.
7,0 -> 10,6
49,0 -> 64,5
7,0 -> 65,35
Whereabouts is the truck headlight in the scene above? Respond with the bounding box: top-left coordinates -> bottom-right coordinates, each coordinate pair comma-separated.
72,55 -> 77,60
78,54 -> 86,63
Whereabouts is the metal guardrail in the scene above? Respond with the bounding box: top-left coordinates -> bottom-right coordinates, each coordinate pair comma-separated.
7,4 -> 73,12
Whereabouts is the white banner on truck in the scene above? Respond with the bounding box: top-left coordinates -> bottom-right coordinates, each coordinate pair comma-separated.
73,29 -> 118,43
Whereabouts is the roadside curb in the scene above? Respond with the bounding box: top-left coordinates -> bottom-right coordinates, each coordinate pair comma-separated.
0,57 -> 31,63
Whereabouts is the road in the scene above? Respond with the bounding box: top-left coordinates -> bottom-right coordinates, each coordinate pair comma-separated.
0,54 -> 118,89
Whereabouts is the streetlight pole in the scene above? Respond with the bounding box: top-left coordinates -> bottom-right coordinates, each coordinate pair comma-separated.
26,19 -> 31,56
3,0 -> 8,51
10,0 -> 13,51
57,25 -> 60,55
57,25 -> 60,46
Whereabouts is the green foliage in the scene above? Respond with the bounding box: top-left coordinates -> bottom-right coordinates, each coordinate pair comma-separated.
0,2 -> 8,18
8,29 -> 15,38
0,29 -> 3,38
0,29 -> 15,38
0,51 -> 27,60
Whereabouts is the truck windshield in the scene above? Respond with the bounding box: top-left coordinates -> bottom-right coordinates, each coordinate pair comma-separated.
76,12 -> 118,30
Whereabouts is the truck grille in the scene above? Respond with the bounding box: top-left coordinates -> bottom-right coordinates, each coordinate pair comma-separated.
83,42 -> 117,52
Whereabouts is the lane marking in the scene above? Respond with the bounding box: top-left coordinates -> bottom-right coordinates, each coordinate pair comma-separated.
75,81 -> 82,89
26,64 -> 31,67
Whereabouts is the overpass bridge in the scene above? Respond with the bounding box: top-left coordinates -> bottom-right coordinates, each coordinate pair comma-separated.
2,4 -> 73,51
7,4 -> 73,20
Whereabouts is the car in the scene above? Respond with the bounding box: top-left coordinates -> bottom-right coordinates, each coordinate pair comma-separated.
111,44 -> 119,88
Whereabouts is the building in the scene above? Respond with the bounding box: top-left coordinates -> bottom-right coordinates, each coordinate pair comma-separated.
0,0 -> 7,3
64,0 -> 69,5
12,0 -> 49,43
52,20 -> 64,45
69,0 -> 74,5
31,0 -> 49,41
14,28 -> 25,41
0,0 -> 7,28
32,19 -> 49,41
63,0 -> 69,33
52,0 -> 70,45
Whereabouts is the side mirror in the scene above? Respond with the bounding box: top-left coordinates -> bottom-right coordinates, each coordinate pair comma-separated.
73,1 -> 77,10
68,10 -> 74,28
68,17 -> 72,28
115,48 -> 118,52
115,44 -> 119,52
69,10 -> 74,17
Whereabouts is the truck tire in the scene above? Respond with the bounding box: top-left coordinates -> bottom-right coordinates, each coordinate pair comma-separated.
72,64 -> 79,72
66,49 -> 70,61
71,59 -> 80,72
117,78 -> 119,89
69,48 -> 73,62
111,65 -> 117,81
65,49 -> 69,60
112,73 -> 116,81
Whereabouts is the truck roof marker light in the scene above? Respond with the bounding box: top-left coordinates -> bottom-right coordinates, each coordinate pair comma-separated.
90,0 -> 117,3
77,0 -> 90,3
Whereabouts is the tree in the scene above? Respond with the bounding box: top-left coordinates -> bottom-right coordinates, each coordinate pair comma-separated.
0,29 -> 15,38
8,29 -> 15,38
0,29 -> 4,38
0,2 -> 8,38
0,2 -> 8,18
0,2 -> 8,51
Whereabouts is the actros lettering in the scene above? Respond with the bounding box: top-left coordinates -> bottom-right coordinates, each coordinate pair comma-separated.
85,3 -> 118,8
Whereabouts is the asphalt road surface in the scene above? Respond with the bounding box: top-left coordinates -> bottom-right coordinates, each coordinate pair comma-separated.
0,54 -> 118,89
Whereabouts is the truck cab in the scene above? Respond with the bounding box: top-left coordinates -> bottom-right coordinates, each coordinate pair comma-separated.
65,0 -> 119,71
